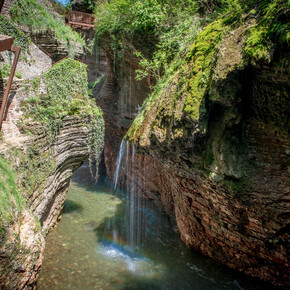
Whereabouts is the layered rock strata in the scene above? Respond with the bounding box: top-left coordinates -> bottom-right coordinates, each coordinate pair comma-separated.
30,30 -> 83,63
0,117 -> 95,288
97,37 -> 153,181
101,18 -> 289,288
0,57 -> 104,288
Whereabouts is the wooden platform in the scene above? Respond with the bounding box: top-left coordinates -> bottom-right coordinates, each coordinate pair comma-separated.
67,11 -> 95,29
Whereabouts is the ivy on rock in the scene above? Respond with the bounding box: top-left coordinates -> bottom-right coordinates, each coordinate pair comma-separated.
23,58 -> 105,180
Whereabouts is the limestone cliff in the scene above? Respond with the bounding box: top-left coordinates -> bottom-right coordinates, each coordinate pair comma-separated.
98,3 -> 289,288
97,36 -> 153,181
0,57 -> 104,288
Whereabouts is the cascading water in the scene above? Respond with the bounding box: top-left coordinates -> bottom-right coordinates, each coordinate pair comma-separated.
113,139 -> 125,191
112,140 -> 145,250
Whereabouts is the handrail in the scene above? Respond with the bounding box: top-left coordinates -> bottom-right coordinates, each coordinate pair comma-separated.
0,44 -> 21,131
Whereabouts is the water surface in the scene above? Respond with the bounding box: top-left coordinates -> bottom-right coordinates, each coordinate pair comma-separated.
38,166 -> 271,290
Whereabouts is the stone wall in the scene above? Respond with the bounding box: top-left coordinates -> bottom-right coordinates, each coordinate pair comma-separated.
0,43 -> 104,288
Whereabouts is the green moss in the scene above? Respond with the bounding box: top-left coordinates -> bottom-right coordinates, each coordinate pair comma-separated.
126,1 -> 289,148
22,58 -> 105,179
0,14 -> 30,53
0,155 -> 25,232
183,19 -> 225,120
126,18 -> 227,142
243,0 -> 289,63
23,58 -> 94,128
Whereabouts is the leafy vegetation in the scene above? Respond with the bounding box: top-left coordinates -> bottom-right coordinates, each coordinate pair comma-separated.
0,62 -> 22,79
126,17 -> 226,140
10,0 -> 85,57
0,14 -> 31,53
23,58 -> 104,178
75,0 -> 98,12
95,0 -> 165,37
0,155 -> 25,232
94,1 -> 205,74
24,58 -> 96,124
7,145 -> 57,205
119,0 -> 289,142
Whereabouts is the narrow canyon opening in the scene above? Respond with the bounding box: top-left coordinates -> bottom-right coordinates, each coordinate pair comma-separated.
0,0 -> 288,289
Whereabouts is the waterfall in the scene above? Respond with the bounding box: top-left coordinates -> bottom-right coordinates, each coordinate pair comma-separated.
113,140 -> 125,190
112,139 -> 146,250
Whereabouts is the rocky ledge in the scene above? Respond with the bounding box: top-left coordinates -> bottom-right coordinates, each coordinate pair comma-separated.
0,116 -> 97,288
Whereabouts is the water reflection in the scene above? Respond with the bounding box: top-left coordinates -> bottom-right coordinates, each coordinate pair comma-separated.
38,165 -> 272,290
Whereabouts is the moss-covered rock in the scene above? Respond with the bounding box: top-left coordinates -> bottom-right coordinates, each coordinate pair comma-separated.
0,57 -> 105,288
126,0 -> 289,181
0,14 -> 30,53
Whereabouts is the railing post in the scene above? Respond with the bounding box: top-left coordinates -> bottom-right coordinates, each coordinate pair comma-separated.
0,45 -> 21,131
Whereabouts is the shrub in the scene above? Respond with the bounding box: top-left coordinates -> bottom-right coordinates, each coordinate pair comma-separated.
10,0 -> 85,57
0,155 -> 24,232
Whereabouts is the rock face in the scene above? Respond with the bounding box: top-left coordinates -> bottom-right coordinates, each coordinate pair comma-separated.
97,37 -> 152,181
0,209 -> 45,289
100,18 -> 289,288
0,42 -> 52,139
0,116 -> 96,288
0,55 -> 104,287
30,30 -> 83,63
27,117 -> 97,234
1,3 -> 104,287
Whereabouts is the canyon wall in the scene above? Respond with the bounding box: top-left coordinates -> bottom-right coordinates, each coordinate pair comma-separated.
97,36 -> 153,180
0,117 -> 98,288
1,3 -> 105,287
99,15 -> 289,288
0,56 -> 104,288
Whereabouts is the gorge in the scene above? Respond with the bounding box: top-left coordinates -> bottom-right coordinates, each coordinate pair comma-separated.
0,0 -> 289,289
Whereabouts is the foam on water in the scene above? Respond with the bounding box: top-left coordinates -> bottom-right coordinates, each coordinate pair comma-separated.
97,241 -> 165,279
